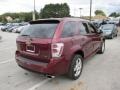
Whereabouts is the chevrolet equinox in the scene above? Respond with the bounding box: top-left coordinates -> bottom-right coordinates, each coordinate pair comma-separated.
15,18 -> 105,80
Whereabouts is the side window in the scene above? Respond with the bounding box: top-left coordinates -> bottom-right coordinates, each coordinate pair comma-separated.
61,22 -> 77,37
88,23 -> 97,33
82,23 -> 90,33
78,22 -> 88,35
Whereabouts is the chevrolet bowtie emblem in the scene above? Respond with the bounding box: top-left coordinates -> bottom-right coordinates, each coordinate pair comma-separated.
26,38 -> 32,45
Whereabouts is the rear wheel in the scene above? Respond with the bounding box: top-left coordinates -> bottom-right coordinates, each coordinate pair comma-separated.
67,54 -> 83,80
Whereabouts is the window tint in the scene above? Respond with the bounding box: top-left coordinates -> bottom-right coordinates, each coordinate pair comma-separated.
78,22 -> 88,35
88,23 -> 97,33
61,22 -> 77,37
101,24 -> 114,30
82,23 -> 89,33
20,23 -> 58,38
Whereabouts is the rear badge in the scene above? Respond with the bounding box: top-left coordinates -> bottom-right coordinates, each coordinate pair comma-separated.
26,38 -> 32,45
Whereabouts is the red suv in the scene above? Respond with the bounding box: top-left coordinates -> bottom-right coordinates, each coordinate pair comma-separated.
16,18 -> 105,80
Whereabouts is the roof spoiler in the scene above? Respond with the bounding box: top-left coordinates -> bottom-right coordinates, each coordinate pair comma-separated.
29,19 -> 60,24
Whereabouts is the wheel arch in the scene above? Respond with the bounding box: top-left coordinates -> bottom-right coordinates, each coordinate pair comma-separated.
74,50 -> 84,59
67,50 -> 84,80
103,37 -> 105,42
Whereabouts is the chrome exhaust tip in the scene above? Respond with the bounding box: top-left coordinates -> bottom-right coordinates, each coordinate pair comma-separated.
44,74 -> 55,78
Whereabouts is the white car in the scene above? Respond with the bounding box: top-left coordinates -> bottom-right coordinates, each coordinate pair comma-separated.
0,26 -> 4,30
12,26 -> 24,33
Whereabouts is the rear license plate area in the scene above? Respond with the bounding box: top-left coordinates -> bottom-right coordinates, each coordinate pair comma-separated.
26,45 -> 35,53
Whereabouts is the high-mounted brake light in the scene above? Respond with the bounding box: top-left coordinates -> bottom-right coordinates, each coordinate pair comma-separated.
51,43 -> 64,58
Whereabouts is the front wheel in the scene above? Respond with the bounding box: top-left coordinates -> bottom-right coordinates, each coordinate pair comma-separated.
67,54 -> 83,80
98,41 -> 105,54
110,34 -> 114,39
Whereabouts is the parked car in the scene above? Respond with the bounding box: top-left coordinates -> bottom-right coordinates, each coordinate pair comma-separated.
111,19 -> 119,25
1,25 -> 14,32
99,24 -> 118,39
15,18 -> 105,80
1,25 -> 8,31
7,26 -> 19,32
0,25 -> 4,30
0,23 -> 5,30
91,20 -> 102,29
13,25 -> 28,33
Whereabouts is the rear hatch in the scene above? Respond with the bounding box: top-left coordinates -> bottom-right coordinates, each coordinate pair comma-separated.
16,20 -> 60,63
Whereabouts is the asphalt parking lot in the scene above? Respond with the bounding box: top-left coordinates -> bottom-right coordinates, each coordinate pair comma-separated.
0,30 -> 120,90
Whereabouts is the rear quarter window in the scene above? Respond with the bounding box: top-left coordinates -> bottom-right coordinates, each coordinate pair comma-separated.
78,22 -> 88,35
61,21 -> 77,38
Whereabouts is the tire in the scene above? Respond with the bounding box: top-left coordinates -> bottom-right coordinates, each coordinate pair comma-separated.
110,34 -> 114,39
67,54 -> 83,80
98,41 -> 105,54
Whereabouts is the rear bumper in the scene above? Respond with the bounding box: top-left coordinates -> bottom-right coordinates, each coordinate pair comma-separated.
104,34 -> 112,38
16,55 -> 69,76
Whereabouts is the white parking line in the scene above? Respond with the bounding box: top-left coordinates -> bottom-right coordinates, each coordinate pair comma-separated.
0,60 -> 13,65
28,78 -> 53,90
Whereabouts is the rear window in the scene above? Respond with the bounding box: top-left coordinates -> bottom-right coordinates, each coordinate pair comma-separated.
20,23 -> 59,38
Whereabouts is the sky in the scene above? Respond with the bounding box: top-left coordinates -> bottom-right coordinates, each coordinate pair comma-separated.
0,0 -> 120,16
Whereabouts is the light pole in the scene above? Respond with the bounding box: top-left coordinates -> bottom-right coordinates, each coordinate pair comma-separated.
74,8 -> 76,17
90,0 -> 92,21
79,8 -> 83,18
33,0 -> 36,20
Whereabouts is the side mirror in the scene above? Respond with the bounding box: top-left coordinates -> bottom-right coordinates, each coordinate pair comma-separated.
98,29 -> 103,34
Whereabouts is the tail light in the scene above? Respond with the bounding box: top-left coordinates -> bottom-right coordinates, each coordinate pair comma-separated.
16,51 -> 20,57
17,43 -> 21,50
51,43 -> 64,58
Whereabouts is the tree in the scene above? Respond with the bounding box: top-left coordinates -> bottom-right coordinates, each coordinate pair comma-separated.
0,11 -> 40,23
95,10 -> 106,16
40,3 -> 70,18
0,16 -> 7,23
19,12 -> 33,22
109,12 -> 120,17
